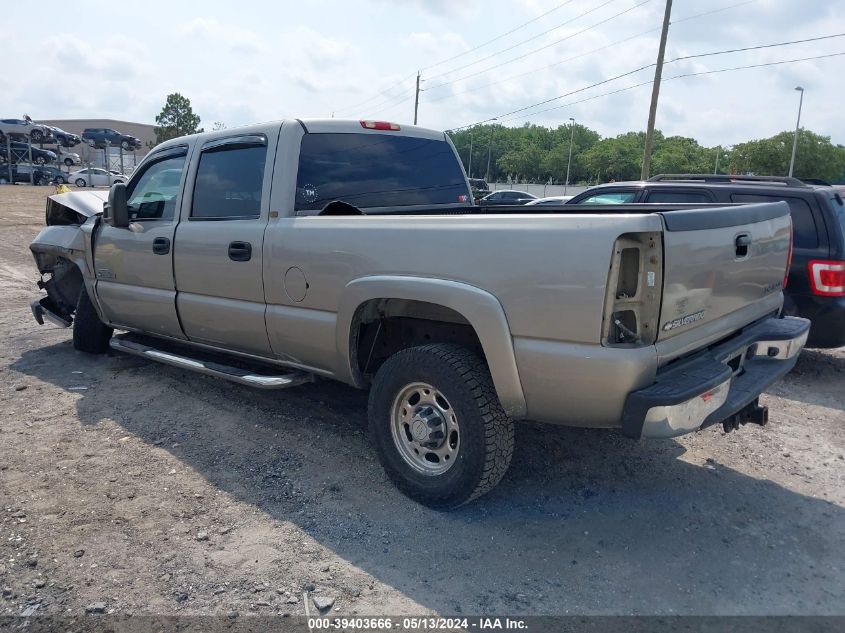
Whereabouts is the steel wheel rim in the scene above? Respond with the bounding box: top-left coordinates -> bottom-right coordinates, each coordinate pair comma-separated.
390,381 -> 460,476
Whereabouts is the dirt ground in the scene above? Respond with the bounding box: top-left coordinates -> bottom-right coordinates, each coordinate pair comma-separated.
0,185 -> 843,618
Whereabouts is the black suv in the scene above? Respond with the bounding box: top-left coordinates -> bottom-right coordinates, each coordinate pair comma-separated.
82,128 -> 142,151
567,175 -> 845,348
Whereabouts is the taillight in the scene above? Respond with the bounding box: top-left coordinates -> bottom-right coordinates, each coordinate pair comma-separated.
808,260 -> 845,296
601,232 -> 663,347
360,120 -> 400,131
784,224 -> 794,289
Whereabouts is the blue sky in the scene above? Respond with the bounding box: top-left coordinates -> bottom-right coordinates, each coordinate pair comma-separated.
2,0 -> 843,147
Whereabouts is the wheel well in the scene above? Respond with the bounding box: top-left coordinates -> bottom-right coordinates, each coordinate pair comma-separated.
351,299 -> 485,383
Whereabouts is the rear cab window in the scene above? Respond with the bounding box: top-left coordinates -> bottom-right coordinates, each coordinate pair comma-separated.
295,133 -> 470,212
729,193 -> 819,249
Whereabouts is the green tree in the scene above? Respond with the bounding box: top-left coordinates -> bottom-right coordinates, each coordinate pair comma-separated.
153,93 -> 203,144
729,130 -> 845,181
583,131 -> 661,182
651,136 -> 711,175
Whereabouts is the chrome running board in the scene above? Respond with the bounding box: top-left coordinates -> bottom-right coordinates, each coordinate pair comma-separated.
109,336 -> 312,390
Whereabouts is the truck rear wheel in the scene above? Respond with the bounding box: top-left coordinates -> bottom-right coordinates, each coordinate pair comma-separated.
73,286 -> 113,354
368,343 -> 514,509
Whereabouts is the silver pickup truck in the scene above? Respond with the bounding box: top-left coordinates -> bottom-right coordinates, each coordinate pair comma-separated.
28,119 -> 810,508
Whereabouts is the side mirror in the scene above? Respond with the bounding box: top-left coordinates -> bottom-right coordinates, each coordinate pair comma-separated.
106,182 -> 129,228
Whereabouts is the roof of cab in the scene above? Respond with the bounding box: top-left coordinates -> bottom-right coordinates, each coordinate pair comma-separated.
148,118 -> 448,155
299,118 -> 447,140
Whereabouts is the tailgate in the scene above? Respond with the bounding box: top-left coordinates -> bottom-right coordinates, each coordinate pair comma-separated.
657,202 -> 791,342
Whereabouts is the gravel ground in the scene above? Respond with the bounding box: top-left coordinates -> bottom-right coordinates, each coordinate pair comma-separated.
0,185 -> 843,618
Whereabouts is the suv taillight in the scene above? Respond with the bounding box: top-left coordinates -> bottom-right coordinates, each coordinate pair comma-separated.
808,260 -> 845,296
601,232 -> 663,347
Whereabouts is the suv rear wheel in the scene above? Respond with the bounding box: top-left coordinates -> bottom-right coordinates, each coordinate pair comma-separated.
368,343 -> 514,508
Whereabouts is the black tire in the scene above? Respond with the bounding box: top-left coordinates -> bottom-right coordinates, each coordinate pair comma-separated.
368,343 -> 514,509
34,156 -> 46,165
75,178 -> 86,187
121,140 -> 131,150
73,286 -> 113,354
31,130 -> 44,142
56,176 -> 66,184
64,158 -> 74,166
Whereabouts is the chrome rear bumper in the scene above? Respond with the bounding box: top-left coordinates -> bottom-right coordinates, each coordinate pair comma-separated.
622,316 -> 810,439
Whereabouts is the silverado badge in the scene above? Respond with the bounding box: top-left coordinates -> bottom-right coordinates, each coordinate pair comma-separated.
662,310 -> 706,331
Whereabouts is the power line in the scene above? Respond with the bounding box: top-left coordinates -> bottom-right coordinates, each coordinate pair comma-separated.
668,32 -> 845,63
454,50 -> 845,129
338,72 -> 418,113
426,27 -> 659,104
336,0 -> 579,115
424,0 -> 758,105
458,63 -> 657,129
667,50 -> 845,80
419,0 -> 578,72
336,75 -> 419,117
451,34 -> 845,128
670,0 -> 755,24
338,0 -> 756,118
425,0 -> 635,85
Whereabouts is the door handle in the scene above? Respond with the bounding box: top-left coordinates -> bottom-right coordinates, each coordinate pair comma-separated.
228,241 -> 252,262
735,233 -> 751,258
152,237 -> 171,255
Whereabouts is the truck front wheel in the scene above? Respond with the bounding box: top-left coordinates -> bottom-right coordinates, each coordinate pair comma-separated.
73,286 -> 113,354
368,343 -> 514,508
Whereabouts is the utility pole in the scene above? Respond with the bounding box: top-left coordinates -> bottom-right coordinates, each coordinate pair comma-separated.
564,117 -> 575,195
640,0 -> 673,180
714,145 -> 721,174
413,72 -> 421,125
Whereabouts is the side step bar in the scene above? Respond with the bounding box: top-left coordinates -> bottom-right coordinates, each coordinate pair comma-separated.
109,337 -> 312,390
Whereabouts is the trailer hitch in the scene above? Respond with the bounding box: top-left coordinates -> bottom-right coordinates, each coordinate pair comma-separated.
723,399 -> 769,433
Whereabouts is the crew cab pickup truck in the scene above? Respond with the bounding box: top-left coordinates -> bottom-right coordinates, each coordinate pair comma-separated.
28,119 -> 810,508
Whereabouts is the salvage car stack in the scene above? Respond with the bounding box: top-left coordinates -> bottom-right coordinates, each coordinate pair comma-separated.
1,116 -> 137,186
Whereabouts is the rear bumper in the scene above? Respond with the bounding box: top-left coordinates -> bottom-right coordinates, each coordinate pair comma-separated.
622,316 -> 810,439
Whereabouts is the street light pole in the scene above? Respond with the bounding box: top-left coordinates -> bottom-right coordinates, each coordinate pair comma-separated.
564,117 -> 575,195
468,132 -> 473,178
788,86 -> 804,177
486,122 -> 497,183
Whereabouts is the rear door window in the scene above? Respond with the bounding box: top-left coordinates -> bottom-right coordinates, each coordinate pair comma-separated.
645,190 -> 714,203
191,141 -> 267,220
295,133 -> 470,211
729,193 -> 819,248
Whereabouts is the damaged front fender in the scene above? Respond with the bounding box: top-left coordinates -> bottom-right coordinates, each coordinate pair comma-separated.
29,191 -> 106,328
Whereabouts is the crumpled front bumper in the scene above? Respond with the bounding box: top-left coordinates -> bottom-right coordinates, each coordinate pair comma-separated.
622,316 -> 810,439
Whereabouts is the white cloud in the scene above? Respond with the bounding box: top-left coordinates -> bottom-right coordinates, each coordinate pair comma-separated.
0,0 -> 842,147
